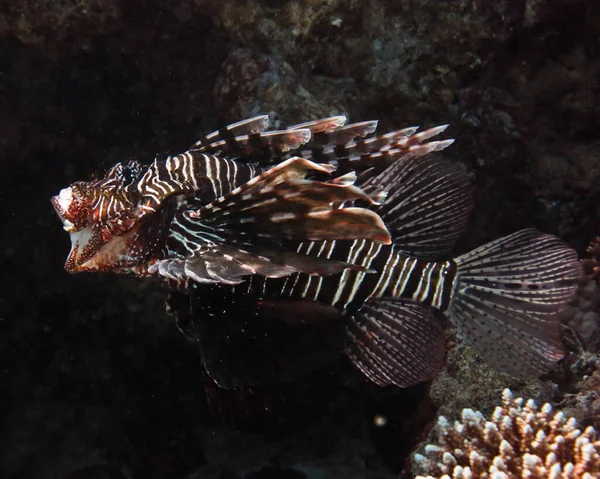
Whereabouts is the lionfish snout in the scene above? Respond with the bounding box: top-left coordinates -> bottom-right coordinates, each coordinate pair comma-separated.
51,185 -> 88,232
52,179 -> 160,274
51,183 -> 108,273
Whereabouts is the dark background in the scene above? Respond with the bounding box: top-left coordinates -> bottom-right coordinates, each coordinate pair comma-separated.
1,1 -> 599,478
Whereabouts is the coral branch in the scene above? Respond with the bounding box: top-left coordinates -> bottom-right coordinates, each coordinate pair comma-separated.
414,389 -> 600,479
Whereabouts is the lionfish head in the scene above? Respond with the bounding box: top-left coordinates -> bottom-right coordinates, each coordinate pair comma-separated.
51,160 -> 152,273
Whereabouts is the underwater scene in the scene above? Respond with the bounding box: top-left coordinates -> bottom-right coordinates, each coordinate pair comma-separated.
1,1 -> 600,478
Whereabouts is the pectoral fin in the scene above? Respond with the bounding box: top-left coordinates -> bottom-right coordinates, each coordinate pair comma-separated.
195,157 -> 391,244
151,241 -> 373,285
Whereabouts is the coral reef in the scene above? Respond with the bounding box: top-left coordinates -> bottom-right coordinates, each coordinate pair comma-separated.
428,342 -> 557,420
212,47 -> 351,125
557,279 -> 600,353
582,238 -> 600,282
556,237 -> 600,353
560,353 -> 600,431
413,389 -> 600,479
579,369 -> 600,430
0,0 -> 122,55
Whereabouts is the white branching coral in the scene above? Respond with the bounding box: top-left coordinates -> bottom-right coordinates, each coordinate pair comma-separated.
413,389 -> 600,479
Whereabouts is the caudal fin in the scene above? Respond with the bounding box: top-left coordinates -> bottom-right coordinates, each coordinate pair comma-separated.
448,229 -> 582,377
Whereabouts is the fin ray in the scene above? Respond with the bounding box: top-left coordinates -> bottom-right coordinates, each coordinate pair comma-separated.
287,115 -> 347,133
448,229 -> 582,377
365,155 -> 474,258
191,129 -> 312,159
194,157 -> 391,244
190,115 -> 270,151
345,299 -> 445,387
152,238 -> 374,285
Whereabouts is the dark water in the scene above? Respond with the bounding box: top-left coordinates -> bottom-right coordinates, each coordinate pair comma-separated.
1,1 -> 599,478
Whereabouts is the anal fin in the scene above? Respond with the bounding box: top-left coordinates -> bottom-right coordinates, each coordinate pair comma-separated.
345,299 -> 445,387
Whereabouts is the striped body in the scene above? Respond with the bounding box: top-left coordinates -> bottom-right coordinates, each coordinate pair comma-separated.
232,241 -> 458,313
148,154 -> 457,313
135,153 -> 456,313
136,152 -> 259,209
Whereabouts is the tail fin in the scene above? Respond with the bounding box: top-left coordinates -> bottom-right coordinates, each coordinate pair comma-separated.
448,229 -> 582,377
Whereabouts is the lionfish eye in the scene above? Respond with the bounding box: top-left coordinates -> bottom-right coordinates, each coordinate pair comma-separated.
117,160 -> 142,187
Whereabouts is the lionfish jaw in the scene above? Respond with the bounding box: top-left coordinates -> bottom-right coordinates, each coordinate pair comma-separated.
62,224 -> 99,272
62,222 -> 148,273
51,187 -> 77,232
51,187 -> 126,273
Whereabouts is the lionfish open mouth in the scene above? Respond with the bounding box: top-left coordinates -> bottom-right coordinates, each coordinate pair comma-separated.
51,186 -> 107,272
51,187 -> 77,232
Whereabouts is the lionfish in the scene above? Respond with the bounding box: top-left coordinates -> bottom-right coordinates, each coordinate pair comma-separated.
51,114 -> 582,392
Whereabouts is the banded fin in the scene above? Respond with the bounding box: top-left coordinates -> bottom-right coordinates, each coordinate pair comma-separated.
191,128 -> 312,159
348,126 -> 418,155
157,157 -> 390,284
310,121 -> 378,146
190,115 -> 270,150
345,299 -> 445,387
217,155 -> 335,188
200,179 -> 383,218
305,123 -> 452,173
188,115 -> 452,176
449,229 -> 583,377
333,125 -> 449,169
398,124 -> 449,147
350,139 -> 455,181
364,155 -> 473,259
197,195 -> 389,244
195,157 -> 391,244
151,241 -> 372,285
287,115 -> 348,133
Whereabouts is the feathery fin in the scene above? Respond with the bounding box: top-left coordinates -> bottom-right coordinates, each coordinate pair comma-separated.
194,157 -> 391,244
190,115 -> 453,176
449,229 -> 583,377
363,155 -> 473,259
150,241 -> 372,285
191,128 -> 312,157
345,299 -> 445,387
191,115 -> 270,150
150,157 -> 392,284
319,121 -> 378,146
287,115 -> 347,133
